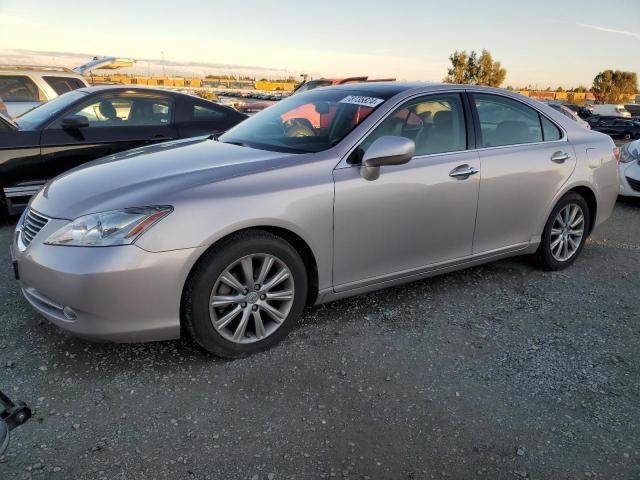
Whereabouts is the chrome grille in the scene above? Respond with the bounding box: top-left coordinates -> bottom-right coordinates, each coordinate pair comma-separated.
21,209 -> 49,247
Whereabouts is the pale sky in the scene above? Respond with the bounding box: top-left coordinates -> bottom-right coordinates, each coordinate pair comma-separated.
1,0 -> 639,88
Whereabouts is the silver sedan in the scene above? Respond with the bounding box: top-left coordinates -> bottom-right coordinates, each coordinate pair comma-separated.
12,83 -> 619,357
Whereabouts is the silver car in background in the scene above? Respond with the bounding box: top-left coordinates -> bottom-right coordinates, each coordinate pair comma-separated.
12,83 -> 619,357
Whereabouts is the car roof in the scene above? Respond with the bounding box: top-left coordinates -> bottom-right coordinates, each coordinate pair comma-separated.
76,85 -> 177,94
70,85 -> 240,112
323,81 -> 518,98
0,66 -> 83,77
75,85 -> 210,100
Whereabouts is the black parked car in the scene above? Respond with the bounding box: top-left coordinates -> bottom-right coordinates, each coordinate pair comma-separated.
0,86 -> 247,215
624,104 -> 640,117
587,115 -> 640,141
564,104 -> 594,119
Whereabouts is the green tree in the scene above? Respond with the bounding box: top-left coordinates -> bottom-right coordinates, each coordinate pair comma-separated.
592,70 -> 638,103
444,49 -> 506,87
444,50 -> 469,84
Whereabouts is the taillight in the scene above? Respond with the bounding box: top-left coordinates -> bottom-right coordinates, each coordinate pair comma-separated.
613,147 -> 621,164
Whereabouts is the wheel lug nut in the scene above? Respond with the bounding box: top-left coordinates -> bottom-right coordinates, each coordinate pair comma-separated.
260,294 -> 266,300
243,289 -> 249,295
252,305 -> 258,311
254,284 -> 261,290
241,302 -> 247,308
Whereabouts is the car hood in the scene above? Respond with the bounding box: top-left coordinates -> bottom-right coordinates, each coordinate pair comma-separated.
30,137 -> 295,219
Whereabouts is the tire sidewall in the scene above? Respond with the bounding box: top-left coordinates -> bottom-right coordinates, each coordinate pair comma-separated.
186,233 -> 307,358
539,193 -> 591,270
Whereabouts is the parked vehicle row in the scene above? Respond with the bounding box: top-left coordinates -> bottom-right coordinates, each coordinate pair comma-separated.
216,90 -> 289,101
587,115 -> 640,140
11,83 -> 619,358
0,86 -> 247,215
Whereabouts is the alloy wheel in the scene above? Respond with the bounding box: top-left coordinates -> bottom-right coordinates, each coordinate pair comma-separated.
209,254 -> 294,344
549,203 -> 585,262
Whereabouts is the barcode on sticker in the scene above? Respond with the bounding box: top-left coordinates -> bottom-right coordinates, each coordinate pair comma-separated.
339,95 -> 384,107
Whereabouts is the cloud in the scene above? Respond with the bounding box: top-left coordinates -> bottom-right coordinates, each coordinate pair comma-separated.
0,48 -> 291,78
576,23 -> 640,41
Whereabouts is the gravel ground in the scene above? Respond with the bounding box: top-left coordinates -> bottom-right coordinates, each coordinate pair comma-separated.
0,198 -> 639,480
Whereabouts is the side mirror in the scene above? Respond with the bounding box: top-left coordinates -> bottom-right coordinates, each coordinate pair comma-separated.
61,115 -> 90,129
360,136 -> 415,181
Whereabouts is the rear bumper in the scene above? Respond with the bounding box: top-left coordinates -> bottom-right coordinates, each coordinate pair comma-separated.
13,221 -> 202,342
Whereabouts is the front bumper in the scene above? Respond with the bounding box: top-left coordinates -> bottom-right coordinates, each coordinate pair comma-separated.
13,218 -> 202,342
619,161 -> 640,197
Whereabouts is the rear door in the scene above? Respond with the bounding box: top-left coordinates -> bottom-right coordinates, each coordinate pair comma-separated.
470,92 -> 576,254
40,92 -> 178,179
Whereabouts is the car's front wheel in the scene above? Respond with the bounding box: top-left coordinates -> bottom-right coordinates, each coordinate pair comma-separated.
534,192 -> 591,271
183,230 -> 307,358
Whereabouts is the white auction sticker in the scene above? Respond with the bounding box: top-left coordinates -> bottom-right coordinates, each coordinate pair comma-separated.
339,95 -> 385,107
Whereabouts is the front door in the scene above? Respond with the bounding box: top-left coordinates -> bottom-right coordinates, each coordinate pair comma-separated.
470,93 -> 577,253
333,93 -> 480,291
40,92 -> 178,180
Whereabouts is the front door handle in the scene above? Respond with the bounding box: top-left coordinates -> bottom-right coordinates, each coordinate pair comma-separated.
449,165 -> 479,179
551,151 -> 571,163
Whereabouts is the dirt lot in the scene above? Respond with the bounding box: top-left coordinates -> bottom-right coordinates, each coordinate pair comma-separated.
0,198 -> 639,480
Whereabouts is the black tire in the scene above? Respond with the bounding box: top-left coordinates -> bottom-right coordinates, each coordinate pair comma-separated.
534,192 -> 591,271
183,229 -> 307,358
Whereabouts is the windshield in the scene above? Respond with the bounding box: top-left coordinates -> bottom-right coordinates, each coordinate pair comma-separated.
219,89 -> 389,153
16,90 -> 88,129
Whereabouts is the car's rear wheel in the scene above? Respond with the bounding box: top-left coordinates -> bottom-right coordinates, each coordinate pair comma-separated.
183,230 -> 307,358
534,192 -> 591,271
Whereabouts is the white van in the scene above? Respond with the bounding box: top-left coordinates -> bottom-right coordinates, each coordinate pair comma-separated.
591,104 -> 632,118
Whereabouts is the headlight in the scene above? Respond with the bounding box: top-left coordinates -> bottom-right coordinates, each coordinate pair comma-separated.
620,144 -> 638,164
45,206 -> 172,247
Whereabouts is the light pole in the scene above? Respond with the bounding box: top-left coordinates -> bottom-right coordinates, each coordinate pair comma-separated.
161,51 -> 165,78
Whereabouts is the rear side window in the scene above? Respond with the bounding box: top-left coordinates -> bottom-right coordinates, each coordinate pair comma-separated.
43,76 -> 86,95
541,116 -> 562,141
474,94 -> 543,147
0,75 -> 45,102
193,103 -> 226,121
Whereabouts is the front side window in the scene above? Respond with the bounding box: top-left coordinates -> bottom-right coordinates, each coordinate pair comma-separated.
0,75 -> 46,102
219,88 -> 391,153
474,94 -> 543,147
15,89 -> 88,129
43,76 -> 86,95
57,95 -> 173,127
351,93 -> 467,163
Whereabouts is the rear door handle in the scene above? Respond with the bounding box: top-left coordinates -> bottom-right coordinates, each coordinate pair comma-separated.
449,165 -> 479,179
551,151 -> 571,163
